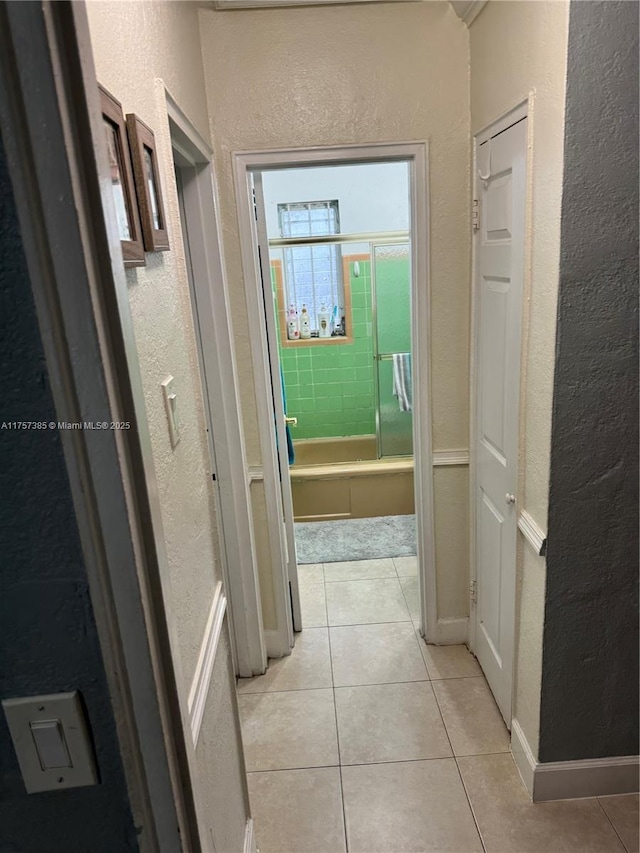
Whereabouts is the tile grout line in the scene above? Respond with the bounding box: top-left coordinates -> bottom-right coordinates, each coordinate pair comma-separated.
324,569 -> 350,853
397,569 -> 418,623
595,796 -> 632,853
429,675 -> 489,853
244,751 -> 515,775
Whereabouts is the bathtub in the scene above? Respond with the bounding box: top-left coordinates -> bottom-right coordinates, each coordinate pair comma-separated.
290,435 -> 414,522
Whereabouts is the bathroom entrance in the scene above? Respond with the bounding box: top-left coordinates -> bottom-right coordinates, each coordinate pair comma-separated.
260,164 -> 415,566
235,142 -> 436,656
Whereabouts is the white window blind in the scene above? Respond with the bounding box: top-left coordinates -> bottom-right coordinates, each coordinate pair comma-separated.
278,200 -> 344,332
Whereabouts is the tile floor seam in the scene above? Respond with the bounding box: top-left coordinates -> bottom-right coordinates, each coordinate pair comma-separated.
246,764 -> 341,775
595,796 -> 633,853
429,670 -> 489,853
326,603 -> 350,853
324,577 -> 396,583
453,756 -> 489,853
243,752 -> 515,774
333,677 -> 441,693
408,620 -> 431,680
398,572 -> 417,621
327,617 -> 412,624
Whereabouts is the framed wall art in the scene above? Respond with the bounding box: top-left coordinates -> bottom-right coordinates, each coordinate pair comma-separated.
126,114 -> 170,252
98,85 -> 145,268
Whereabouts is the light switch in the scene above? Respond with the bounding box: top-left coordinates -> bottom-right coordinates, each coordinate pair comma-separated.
30,720 -> 71,770
161,375 -> 180,448
3,692 -> 98,793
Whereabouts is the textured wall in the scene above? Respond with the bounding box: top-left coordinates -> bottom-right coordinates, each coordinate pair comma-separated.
470,0 -> 570,755
539,0 -> 639,763
199,1 -> 472,619
0,132 -> 137,853
87,0 -> 221,698
86,3 -> 250,845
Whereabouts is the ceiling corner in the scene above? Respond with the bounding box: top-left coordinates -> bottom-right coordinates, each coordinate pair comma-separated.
449,0 -> 488,27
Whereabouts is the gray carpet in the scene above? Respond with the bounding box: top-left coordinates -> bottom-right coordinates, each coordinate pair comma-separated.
295,514 -> 416,564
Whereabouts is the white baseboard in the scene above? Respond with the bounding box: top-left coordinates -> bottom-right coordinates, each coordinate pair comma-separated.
188,582 -> 226,746
510,718 -> 537,795
431,616 -> 469,644
511,718 -> 640,802
244,818 -> 256,853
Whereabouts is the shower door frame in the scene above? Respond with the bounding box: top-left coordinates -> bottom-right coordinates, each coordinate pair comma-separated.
233,141 -> 439,654
370,238 -> 414,460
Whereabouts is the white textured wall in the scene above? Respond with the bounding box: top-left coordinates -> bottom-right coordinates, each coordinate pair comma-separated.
87,0 -> 219,695
86,2 -> 250,845
470,0 -> 570,755
199,1 -> 472,621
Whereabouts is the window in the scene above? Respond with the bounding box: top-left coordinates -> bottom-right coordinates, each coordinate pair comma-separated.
278,200 -> 345,335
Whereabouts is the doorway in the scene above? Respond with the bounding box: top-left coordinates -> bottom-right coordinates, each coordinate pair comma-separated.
169,97 -> 266,679
233,143 -> 436,659
470,105 -> 528,726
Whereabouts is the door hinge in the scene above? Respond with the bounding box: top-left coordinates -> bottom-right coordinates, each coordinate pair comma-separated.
472,199 -> 479,233
470,579 -> 477,603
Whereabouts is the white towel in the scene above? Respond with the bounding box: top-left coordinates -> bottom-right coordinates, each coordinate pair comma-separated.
392,353 -> 412,412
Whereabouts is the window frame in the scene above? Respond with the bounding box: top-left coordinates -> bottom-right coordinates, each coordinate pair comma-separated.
274,200 -> 353,347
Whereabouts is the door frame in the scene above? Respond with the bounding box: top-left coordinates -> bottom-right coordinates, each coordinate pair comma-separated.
233,141 -> 438,652
468,99 -> 531,710
0,2 -> 201,847
252,171 -> 303,637
168,92 -> 267,678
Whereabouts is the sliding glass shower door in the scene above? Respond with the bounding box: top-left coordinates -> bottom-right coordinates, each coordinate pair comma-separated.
372,242 -> 413,458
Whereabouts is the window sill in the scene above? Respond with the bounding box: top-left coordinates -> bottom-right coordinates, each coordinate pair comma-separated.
280,336 -> 353,348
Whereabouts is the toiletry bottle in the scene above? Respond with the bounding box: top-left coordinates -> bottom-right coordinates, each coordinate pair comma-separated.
318,303 -> 330,338
287,304 -> 300,340
299,304 -> 311,339
331,305 -> 340,335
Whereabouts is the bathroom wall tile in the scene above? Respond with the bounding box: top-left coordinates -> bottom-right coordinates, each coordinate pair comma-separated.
354,352 -> 371,367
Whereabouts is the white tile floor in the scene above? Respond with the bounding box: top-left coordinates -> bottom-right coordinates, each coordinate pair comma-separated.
238,558 -> 638,853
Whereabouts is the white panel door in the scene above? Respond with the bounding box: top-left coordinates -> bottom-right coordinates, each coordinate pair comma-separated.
474,116 -> 527,725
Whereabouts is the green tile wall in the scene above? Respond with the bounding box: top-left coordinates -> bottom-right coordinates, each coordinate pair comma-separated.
276,255 -> 411,441
278,260 -> 375,439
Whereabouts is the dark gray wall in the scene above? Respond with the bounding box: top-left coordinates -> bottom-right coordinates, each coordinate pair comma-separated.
0,131 -> 138,851
539,0 -> 639,763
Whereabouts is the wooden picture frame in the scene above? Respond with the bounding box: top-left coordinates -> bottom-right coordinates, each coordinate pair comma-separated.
98,86 -> 145,268
126,114 -> 170,252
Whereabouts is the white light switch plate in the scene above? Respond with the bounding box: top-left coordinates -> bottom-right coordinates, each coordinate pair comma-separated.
3,692 -> 98,793
161,375 -> 180,448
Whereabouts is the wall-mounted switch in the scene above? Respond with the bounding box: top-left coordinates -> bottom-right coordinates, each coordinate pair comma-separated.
2,692 -> 98,793
161,375 -> 180,448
